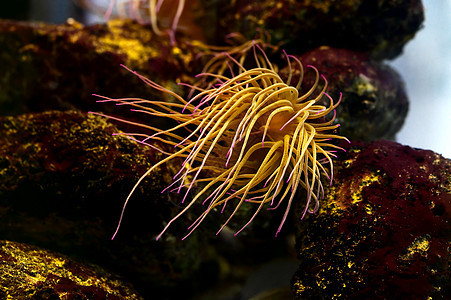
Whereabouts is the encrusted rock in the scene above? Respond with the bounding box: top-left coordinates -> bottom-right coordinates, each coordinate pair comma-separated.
292,140 -> 451,299
0,110 -> 216,299
0,240 -> 143,299
0,18 -> 204,116
213,0 -> 424,59
280,46 -> 408,141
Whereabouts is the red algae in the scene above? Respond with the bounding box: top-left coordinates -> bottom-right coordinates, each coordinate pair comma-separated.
292,140 -> 451,299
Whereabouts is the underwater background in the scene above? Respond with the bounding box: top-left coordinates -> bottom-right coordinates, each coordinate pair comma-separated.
1,1 -> 450,299
391,0 -> 451,159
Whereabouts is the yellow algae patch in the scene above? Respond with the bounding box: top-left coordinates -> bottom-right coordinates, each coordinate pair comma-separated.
0,240 -> 142,299
321,171 -> 381,216
399,235 -> 430,261
350,173 -> 381,205
97,20 -> 157,66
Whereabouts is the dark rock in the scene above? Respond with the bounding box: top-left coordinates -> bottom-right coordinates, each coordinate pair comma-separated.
292,140 -> 451,299
0,18 -> 204,116
213,0 -> 424,59
0,239 -> 143,299
0,110 -> 216,299
280,46 -> 408,141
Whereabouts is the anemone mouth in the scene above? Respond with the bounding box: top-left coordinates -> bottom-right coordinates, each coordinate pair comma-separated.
91,45 -> 349,240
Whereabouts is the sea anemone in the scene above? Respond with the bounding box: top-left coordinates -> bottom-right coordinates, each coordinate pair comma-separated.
91,46 -> 348,240
81,0 -> 187,43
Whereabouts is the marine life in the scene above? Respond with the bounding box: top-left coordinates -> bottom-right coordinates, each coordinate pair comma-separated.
80,0 -> 187,43
91,46 -> 348,240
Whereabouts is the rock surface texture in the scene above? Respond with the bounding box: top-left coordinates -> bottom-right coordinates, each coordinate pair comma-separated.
292,140 -> 451,299
0,240 -> 143,299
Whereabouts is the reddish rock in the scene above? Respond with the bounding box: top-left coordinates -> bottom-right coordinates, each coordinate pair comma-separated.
292,140 -> 451,299
280,46 -> 408,141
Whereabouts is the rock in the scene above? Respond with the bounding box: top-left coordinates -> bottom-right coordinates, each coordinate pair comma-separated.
213,0 -> 424,59
0,18 -> 204,116
280,46 -> 408,141
292,140 -> 451,299
0,110 -> 217,299
0,239 -> 143,299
